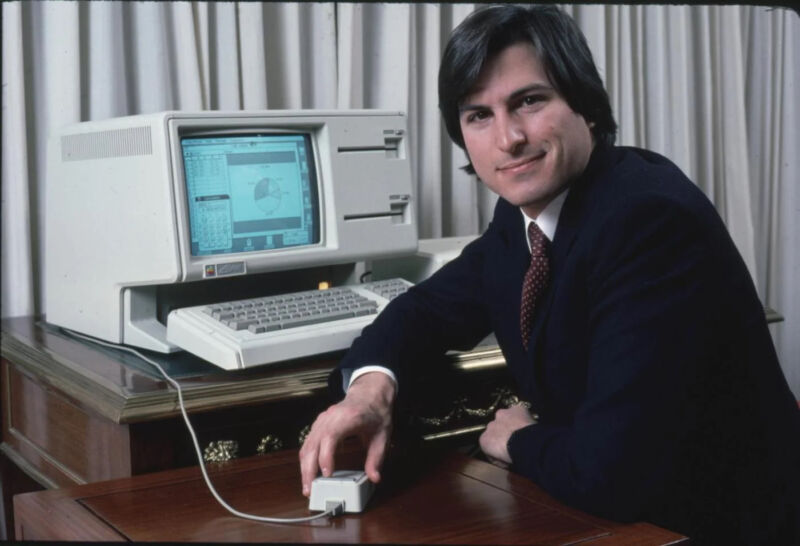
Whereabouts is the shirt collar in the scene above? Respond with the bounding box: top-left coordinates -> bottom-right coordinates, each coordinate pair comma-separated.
521,189 -> 569,249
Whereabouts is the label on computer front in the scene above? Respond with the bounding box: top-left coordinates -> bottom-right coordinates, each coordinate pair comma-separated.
204,262 -> 246,278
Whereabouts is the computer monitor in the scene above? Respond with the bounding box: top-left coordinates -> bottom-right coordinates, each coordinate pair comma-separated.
45,111 -> 417,353
182,132 -> 320,258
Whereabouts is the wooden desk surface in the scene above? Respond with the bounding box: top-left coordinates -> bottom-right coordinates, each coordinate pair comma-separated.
14,448 -> 686,544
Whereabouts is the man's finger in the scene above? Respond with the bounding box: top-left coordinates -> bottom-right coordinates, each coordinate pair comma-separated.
363,428 -> 389,483
317,434 -> 338,478
299,438 -> 320,497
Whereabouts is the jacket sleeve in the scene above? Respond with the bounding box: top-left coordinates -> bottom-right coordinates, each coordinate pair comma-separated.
329,228 -> 496,398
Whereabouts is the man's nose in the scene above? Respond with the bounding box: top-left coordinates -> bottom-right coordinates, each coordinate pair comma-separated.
496,113 -> 526,153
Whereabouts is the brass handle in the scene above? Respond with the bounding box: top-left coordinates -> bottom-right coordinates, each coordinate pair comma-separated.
203,440 -> 239,463
256,435 -> 284,454
419,388 -> 534,427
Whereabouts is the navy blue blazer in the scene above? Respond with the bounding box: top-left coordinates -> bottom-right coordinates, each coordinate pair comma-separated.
333,144 -> 800,544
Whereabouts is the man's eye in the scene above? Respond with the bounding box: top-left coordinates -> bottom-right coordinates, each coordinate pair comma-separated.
521,95 -> 542,106
466,111 -> 490,123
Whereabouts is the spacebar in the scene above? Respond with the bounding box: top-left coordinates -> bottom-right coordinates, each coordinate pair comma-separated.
281,310 -> 356,329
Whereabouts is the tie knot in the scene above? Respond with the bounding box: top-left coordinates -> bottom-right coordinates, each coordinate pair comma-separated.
527,221 -> 549,257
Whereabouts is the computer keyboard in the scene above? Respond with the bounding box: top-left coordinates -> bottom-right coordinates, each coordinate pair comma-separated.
166,278 -> 412,370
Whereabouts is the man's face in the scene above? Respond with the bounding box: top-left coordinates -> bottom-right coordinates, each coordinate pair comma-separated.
459,42 -> 595,218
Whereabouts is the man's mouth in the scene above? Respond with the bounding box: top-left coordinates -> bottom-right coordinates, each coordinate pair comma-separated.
497,151 -> 546,173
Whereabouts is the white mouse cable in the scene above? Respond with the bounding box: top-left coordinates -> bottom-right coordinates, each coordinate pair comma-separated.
63,329 -> 342,523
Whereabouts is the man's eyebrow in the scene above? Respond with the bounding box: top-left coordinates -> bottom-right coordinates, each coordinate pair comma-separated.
458,103 -> 486,114
508,83 -> 553,100
459,83 -> 554,113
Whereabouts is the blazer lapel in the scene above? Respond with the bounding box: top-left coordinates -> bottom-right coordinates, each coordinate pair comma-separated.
523,145 -> 611,359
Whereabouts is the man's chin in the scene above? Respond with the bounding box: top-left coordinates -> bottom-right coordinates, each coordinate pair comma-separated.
514,193 -> 556,218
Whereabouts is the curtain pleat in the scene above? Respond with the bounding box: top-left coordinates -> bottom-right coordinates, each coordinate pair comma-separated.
86,2 -> 129,118
307,4 -> 338,110
238,3 -> 268,109
714,8 -> 757,276
1,1 -> 797,395
411,3 -> 444,238
172,3 -> 205,111
447,3 -> 483,236
1,1 -> 35,316
209,2 -> 241,110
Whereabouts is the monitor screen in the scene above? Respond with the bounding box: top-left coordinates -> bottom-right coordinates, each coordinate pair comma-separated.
181,133 -> 320,256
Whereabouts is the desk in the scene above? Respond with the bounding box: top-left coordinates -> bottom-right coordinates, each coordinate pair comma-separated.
13,448 -> 687,544
3,311 -> 782,541
0,316 -> 512,538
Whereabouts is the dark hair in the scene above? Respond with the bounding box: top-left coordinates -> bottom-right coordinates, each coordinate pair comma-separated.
438,4 -> 617,173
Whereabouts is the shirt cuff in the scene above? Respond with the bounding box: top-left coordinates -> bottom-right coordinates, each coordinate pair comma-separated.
345,365 -> 398,393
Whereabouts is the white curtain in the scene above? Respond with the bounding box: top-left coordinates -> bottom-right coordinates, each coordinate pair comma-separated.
2,2 -> 798,396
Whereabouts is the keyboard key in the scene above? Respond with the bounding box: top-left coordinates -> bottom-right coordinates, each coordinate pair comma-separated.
227,318 -> 259,330
281,310 -> 356,329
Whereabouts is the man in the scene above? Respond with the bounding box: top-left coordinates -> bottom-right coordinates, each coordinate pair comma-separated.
300,5 -> 800,544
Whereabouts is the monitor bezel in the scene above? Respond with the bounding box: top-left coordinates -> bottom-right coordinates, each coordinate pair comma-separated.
168,118 -> 330,282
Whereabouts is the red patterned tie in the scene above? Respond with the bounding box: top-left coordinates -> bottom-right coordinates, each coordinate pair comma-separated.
521,222 -> 550,350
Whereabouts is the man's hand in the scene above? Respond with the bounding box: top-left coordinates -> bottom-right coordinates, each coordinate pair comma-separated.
479,405 -> 536,465
299,372 -> 396,496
